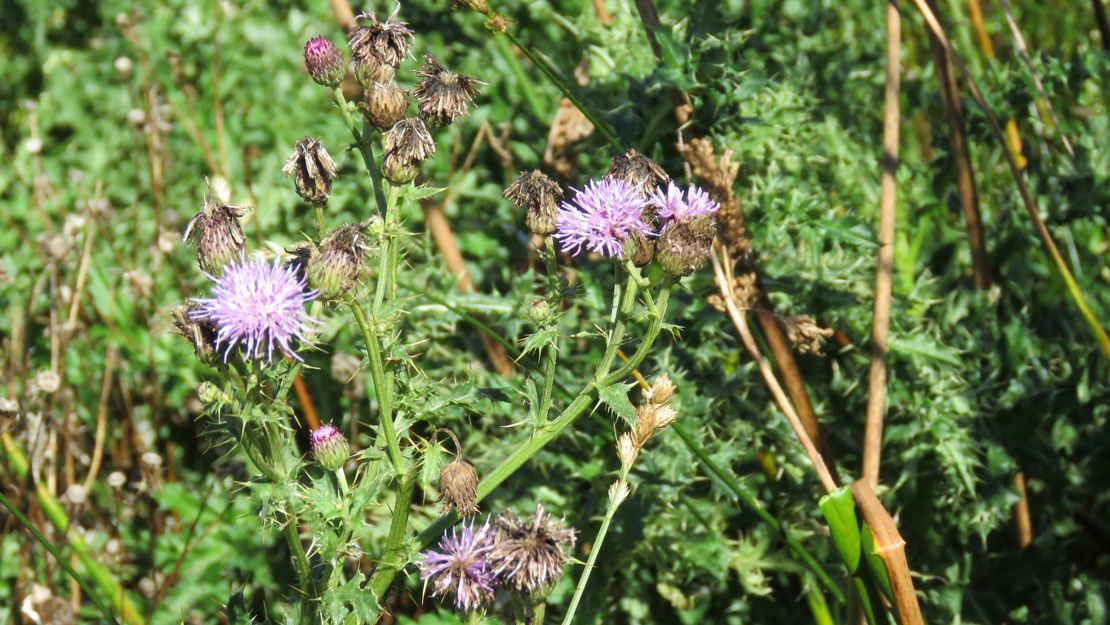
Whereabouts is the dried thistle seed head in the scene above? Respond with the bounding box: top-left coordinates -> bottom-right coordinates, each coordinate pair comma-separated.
504,170 -> 562,236
383,117 -> 435,166
304,37 -> 345,87
171,303 -> 219,364
626,229 -> 655,267
140,451 -> 164,492
347,8 -> 413,82
784,315 -> 834,355
307,222 -> 371,299
609,480 -> 630,506
617,432 -> 639,473
656,214 -> 717,277
182,186 -> 247,276
283,137 -> 338,205
32,370 -> 61,394
361,80 -> 409,130
353,55 -> 395,87
311,424 -> 350,472
605,148 -> 670,200
414,55 -> 481,127
491,505 -> 577,593
644,374 -> 675,405
439,458 -> 480,517
107,471 -> 127,490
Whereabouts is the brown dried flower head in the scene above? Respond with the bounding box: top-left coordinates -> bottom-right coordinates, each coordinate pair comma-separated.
543,99 -> 594,177
643,374 -> 675,405
140,451 -> 164,493
785,315 -> 834,355
307,222 -> 371,299
282,137 -> 339,205
383,117 -> 436,179
605,148 -> 670,200
504,170 -> 562,236
491,505 -> 577,593
626,229 -> 655,267
414,55 -> 481,126
347,8 -> 414,86
182,184 -> 248,276
362,80 -> 409,130
677,137 -> 747,259
439,458 -> 480,517
171,303 -> 219,364
656,214 -> 717,277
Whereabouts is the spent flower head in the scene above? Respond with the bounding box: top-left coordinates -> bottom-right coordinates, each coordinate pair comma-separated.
605,148 -> 670,199
283,137 -> 338,205
413,55 -> 481,126
307,221 -> 372,299
182,184 -> 248,276
505,170 -> 562,236
554,178 -> 651,258
650,181 -> 720,224
419,520 -> 497,612
439,458 -> 480,517
347,8 -> 414,85
189,255 -> 317,362
490,505 -> 576,594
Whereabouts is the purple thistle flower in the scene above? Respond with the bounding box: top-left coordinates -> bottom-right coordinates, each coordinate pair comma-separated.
554,178 -> 651,258
649,181 -> 720,224
190,255 -> 317,363
418,520 -> 497,612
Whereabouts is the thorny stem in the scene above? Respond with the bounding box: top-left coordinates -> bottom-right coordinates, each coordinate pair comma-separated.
371,472 -> 417,600
282,516 -> 318,625
333,87 -> 389,218
561,483 -> 624,625
348,295 -> 405,476
536,237 -> 561,425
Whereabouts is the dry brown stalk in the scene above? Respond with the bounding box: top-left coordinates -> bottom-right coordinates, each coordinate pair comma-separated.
710,248 -> 838,494
592,0 -> 613,25
1013,471 -> 1033,547
850,480 -> 925,625
292,373 -> 322,431
966,0 -> 996,57
82,346 -> 117,493
926,15 -> 991,290
862,0 -> 902,490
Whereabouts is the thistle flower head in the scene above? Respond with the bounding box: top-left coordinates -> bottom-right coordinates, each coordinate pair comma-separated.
304,37 -> 345,87
649,181 -> 720,224
361,80 -> 409,130
413,55 -> 481,126
347,8 -> 414,85
311,424 -> 350,471
554,178 -> 651,258
419,520 -> 497,612
656,214 -> 717,277
504,170 -> 562,236
283,137 -> 338,205
307,222 -> 371,299
182,185 -> 248,276
170,303 -> 218,364
382,117 -> 435,183
439,458 -> 480,517
189,256 -> 317,362
605,148 -> 669,199
490,505 -> 576,594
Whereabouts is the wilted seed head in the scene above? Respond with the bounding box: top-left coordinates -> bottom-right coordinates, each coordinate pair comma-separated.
491,505 -> 577,594
311,424 -> 349,472
656,214 -> 717,276
631,403 -> 678,448
140,451 -> 164,492
626,229 -> 655,267
419,520 -> 498,612
182,187 -> 247,276
381,153 -> 418,185
617,432 -> 639,473
347,9 -> 414,85
362,80 -> 409,130
304,37 -> 345,87
605,148 -> 670,200
504,170 -> 562,236
283,137 -> 338,205
171,303 -> 219,364
643,374 -> 675,405
384,117 -> 435,165
306,222 -> 371,299
439,458 -> 480,517
414,55 -> 481,127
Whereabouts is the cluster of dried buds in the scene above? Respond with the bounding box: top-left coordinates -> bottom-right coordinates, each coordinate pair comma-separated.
613,374 -> 678,506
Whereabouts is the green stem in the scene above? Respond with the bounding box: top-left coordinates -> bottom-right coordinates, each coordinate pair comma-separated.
670,422 -> 845,603
282,516 -> 317,625
596,274 -> 640,380
536,237 -> 561,424
492,33 -> 547,121
348,296 -> 406,476
561,481 -> 624,625
314,204 -> 326,238
602,278 -> 673,386
501,29 -> 623,151
333,87 -> 389,218
369,473 -> 416,599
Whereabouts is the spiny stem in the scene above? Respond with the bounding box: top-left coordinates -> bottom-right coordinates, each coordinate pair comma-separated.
348,295 -> 405,476
333,87 -> 389,217
561,484 -> 623,625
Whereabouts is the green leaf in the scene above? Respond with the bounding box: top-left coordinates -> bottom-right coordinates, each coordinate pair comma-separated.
597,380 -> 637,425
818,486 -> 861,574
420,438 -> 447,493
860,522 -> 895,603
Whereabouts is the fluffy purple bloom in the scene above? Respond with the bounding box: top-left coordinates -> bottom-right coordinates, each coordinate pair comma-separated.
554,178 -> 651,258
190,256 -> 317,362
650,181 -> 720,224
418,520 -> 497,612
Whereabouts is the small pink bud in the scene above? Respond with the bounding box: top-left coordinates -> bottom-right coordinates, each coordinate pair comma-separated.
304,37 -> 345,88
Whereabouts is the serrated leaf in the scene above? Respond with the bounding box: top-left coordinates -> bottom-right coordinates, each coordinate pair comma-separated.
420,438 -> 447,493
597,380 -> 637,425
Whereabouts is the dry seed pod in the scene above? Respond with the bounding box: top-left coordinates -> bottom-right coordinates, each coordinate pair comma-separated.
182,183 -> 247,276
413,55 -> 481,126
438,458 -> 479,517
282,137 -> 339,205
504,170 -> 562,236
362,80 -> 409,130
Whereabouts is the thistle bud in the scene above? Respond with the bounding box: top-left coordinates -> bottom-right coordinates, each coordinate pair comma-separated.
182,186 -> 247,276
413,55 -> 481,127
526,297 -> 553,325
311,424 -> 349,472
381,154 -> 418,184
196,381 -> 226,407
362,80 -> 409,130
347,9 -> 413,86
656,215 -> 716,276
304,37 -> 345,87
504,170 -> 562,236
307,222 -> 370,299
171,303 -> 218,364
282,137 -> 338,206
438,458 -> 479,517
384,117 -> 435,167
605,148 -> 670,199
